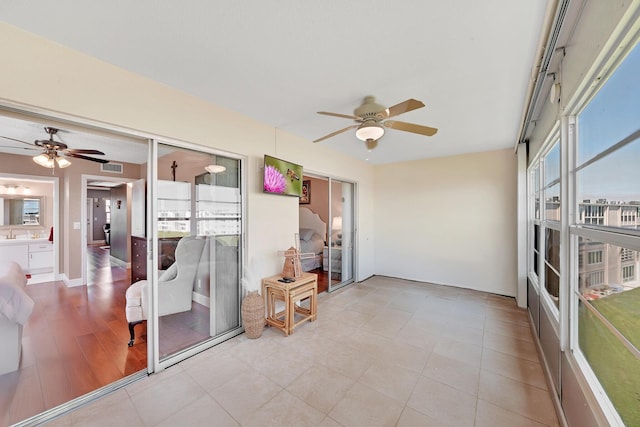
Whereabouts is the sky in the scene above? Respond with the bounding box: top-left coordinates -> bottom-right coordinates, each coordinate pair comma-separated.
577,41 -> 640,201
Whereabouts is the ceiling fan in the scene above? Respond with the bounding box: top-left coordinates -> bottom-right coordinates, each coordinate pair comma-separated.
314,96 -> 438,150
0,126 -> 109,169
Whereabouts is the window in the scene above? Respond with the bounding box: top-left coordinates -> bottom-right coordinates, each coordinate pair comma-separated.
621,248 -> 635,262
587,251 -> 603,264
544,228 -> 560,307
587,270 -> 604,287
544,142 -> 560,222
581,204 -> 605,225
621,206 -> 638,226
572,41 -> 640,425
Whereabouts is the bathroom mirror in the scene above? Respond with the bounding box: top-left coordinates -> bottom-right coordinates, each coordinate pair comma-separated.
0,197 -> 42,226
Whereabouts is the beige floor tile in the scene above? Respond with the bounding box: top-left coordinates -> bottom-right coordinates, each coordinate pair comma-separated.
360,308 -> 413,338
313,339 -> 375,381
438,322 -> 484,346
184,351 -> 253,393
348,328 -> 395,359
475,399 -> 548,427
39,277 -> 559,427
335,308 -> 376,328
485,306 -> 530,327
209,371 -> 282,423
407,376 -> 476,427
285,364 -> 355,414
374,338 -> 430,373
317,416 -> 344,427
249,347 -> 314,387
483,331 -> 539,363
155,394 -> 239,427
422,352 -> 480,396
128,372 -> 205,426
433,337 -> 483,368
396,406 -> 449,427
358,361 -> 420,403
481,348 -> 547,390
125,363 -> 185,397
478,370 -> 558,426
68,389 -> 143,427
241,389 -> 325,427
394,321 -> 441,352
329,382 -> 404,427
386,292 -> 430,313
484,317 -> 534,342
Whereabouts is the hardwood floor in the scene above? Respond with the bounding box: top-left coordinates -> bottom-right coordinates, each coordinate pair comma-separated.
308,267 -> 340,293
0,245 -> 146,426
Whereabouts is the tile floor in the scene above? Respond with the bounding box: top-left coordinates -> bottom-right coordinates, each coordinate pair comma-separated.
46,276 -> 560,427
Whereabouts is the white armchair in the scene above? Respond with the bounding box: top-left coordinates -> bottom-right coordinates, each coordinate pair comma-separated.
125,236 -> 205,346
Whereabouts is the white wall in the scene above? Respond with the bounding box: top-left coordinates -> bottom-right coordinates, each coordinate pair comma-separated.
374,149 -> 517,296
0,23 -> 375,283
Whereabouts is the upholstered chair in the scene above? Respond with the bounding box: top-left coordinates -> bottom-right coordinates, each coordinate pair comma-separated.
125,236 -> 205,346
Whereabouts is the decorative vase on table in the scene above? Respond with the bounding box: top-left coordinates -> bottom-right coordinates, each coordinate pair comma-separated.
241,290 -> 264,339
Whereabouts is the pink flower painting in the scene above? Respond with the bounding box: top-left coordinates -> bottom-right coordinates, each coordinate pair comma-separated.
263,165 -> 286,193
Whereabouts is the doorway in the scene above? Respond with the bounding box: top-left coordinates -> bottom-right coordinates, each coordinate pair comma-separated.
82,176 -> 137,286
299,174 -> 356,292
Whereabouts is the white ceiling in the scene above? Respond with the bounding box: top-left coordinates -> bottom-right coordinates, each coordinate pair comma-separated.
0,1 -> 550,164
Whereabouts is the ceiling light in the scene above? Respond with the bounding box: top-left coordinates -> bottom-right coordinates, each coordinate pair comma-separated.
7,186 -> 16,195
205,164 -> 226,174
55,157 -> 72,168
355,121 -> 384,142
22,187 -> 31,195
33,153 -> 55,168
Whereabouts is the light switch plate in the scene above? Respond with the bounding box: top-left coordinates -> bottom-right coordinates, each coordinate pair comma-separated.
73,222 -> 81,230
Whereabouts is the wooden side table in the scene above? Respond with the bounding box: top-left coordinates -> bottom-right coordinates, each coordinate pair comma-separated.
261,272 -> 318,336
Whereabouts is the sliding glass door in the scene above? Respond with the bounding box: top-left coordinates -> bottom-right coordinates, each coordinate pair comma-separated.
152,142 -> 244,365
327,178 -> 355,292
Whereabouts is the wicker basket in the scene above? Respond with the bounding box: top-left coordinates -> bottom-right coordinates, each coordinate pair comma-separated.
241,291 -> 265,339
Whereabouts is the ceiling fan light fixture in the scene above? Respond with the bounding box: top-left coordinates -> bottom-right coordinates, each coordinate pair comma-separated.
33,153 -> 55,168
365,139 -> 378,151
55,156 -> 72,168
355,122 -> 384,142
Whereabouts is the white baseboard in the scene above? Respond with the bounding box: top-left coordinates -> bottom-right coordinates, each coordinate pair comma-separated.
192,291 -> 210,308
62,274 -> 84,287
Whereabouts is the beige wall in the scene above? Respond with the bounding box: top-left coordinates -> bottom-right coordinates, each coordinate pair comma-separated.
0,23 -> 376,284
374,149 -> 518,296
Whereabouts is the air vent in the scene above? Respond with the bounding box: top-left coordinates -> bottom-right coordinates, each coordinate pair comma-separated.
101,162 -> 123,174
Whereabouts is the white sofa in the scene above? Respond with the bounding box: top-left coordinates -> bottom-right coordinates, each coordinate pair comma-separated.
0,261 -> 34,376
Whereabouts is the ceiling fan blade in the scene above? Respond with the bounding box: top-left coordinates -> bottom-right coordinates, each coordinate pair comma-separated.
384,99 -> 425,119
0,135 -> 36,147
318,111 -> 363,121
63,148 -> 106,155
383,120 -> 438,136
63,152 -> 110,163
0,145 -> 37,151
313,125 -> 359,143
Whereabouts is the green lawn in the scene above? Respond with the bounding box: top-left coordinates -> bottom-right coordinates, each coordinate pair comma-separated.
580,288 -> 640,426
